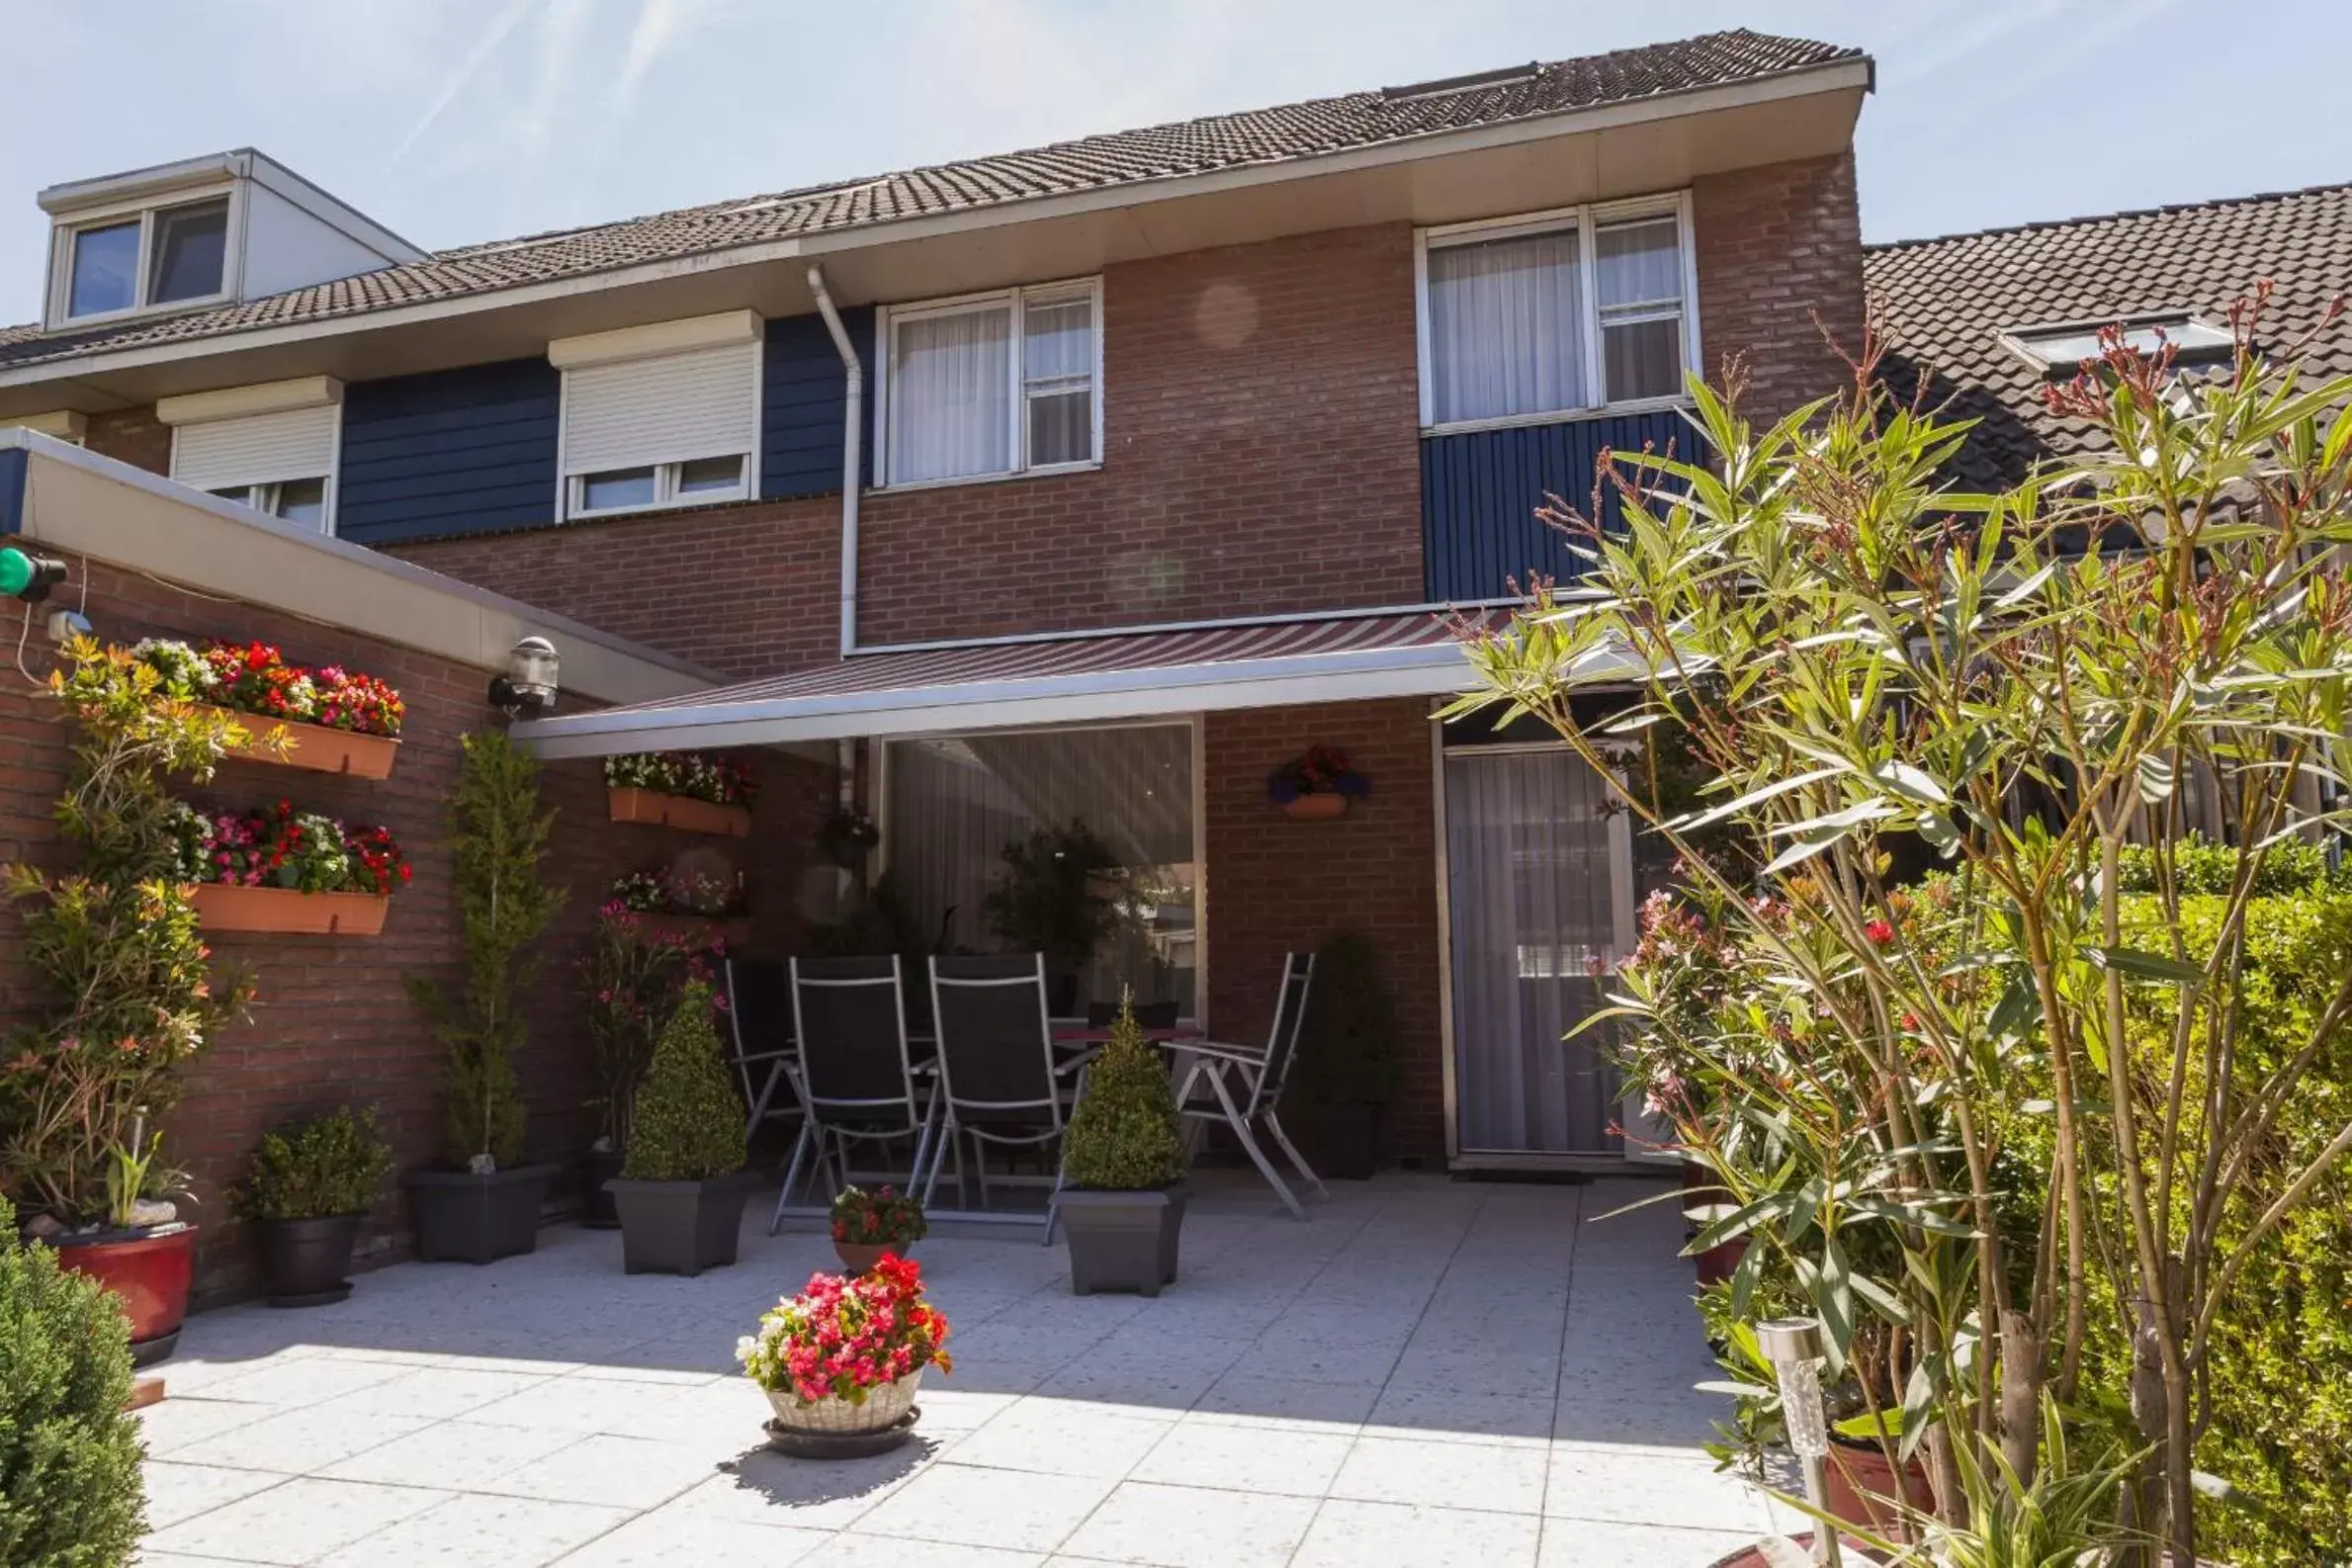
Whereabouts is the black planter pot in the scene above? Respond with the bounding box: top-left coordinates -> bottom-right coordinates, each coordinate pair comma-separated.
1059,1185 -> 1187,1296
606,1173 -> 756,1277
578,1147 -> 626,1229
1298,1101 -> 1380,1180
405,1165 -> 557,1264
255,1213 -> 364,1307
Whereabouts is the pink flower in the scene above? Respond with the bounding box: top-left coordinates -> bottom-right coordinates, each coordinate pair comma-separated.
1864,918 -> 1895,945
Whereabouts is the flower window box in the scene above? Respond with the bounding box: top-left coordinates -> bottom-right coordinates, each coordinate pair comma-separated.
134,640 -> 405,780
187,883 -> 392,936
633,913 -> 752,948
170,804 -> 409,937
604,753 -> 756,837
607,786 -> 751,837
206,710 -> 401,779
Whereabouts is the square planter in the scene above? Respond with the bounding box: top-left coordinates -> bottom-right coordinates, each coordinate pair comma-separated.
1059,1185 -> 1187,1297
607,787 -> 750,838
606,1173 -> 756,1276
188,883 -> 392,936
1295,1101 -> 1380,1180
205,707 -> 400,779
405,1165 -> 557,1264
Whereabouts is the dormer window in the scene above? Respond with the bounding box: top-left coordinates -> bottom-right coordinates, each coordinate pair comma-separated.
59,195 -> 233,322
2003,314 -> 2234,376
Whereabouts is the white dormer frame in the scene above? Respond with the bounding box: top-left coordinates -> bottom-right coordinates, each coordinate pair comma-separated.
44,181 -> 243,330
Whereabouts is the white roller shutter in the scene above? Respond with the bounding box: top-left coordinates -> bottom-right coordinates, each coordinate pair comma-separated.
171,404 -> 341,490
562,342 -> 758,476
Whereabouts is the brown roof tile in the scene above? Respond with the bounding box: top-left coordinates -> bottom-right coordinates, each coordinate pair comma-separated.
1865,182 -> 2352,488
1,30 -> 1858,374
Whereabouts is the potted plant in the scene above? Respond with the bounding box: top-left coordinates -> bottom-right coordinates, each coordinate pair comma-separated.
739,1254 -> 952,1452
2,639 -> 255,1364
605,982 -> 753,1276
169,800 -> 410,935
134,637 -> 406,778
405,731 -> 565,1264
982,820 -> 1123,1015
604,751 -> 756,837
578,904 -> 710,1227
1056,996 -> 1187,1295
830,1184 -> 925,1273
1264,745 -> 1369,821
815,808 -> 880,870
231,1107 -> 393,1307
1281,931 -> 1399,1179
0,1195 -> 147,1566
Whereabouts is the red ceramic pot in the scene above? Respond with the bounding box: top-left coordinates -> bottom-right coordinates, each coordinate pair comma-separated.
1826,1436 -> 1935,1539
51,1223 -> 198,1366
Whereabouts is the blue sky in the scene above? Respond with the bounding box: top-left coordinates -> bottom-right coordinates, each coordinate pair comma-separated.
4,0 -> 2342,321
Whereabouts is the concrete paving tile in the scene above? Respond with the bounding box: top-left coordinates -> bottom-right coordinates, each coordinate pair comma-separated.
1536,1518 -> 1759,1567
948,1398 -> 1176,1478
165,1405 -> 432,1475
668,1443 -> 929,1530
550,1509 -> 830,1566
1187,1373 -> 1379,1431
1292,1498 -> 1543,1568
140,1460 -> 290,1528
1332,1435 -> 1551,1515
314,1490 -> 633,1567
486,1433 -> 729,1510
145,1475 -> 454,1563
184,1354 -> 411,1408
317,1417 -> 583,1490
1543,1446 -> 1775,1532
1131,1421 -> 1351,1496
317,1365 -> 559,1421
135,1396 -> 278,1457
1363,1384 -> 1555,1446
850,1462 -> 1116,1552
1058,1479 -> 1319,1568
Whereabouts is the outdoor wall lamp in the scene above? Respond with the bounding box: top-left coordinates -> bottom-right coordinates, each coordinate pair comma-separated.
488,635 -> 560,715
1755,1317 -> 1841,1567
1,545 -> 67,603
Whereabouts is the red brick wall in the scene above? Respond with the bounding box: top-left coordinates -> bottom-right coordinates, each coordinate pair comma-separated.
0,559 -> 828,1303
1203,698 -> 1446,1164
1694,151 -> 1867,426
82,406 -> 173,475
394,221 -> 1426,674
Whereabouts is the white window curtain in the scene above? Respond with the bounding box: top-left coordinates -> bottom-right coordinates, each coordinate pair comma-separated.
1022,295 -> 1095,467
1596,217 -> 1686,402
1426,228 -> 1587,424
890,306 -> 1013,483
886,725 -> 1195,1010
1443,747 -> 1623,1156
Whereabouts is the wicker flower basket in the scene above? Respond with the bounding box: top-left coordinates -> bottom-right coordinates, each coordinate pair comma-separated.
765,1371 -> 921,1437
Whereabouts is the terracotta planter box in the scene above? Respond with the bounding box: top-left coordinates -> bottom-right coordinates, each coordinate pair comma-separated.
1280,794 -> 1349,822
189,883 -> 392,936
608,787 -> 750,837
632,913 -> 752,948
206,707 -> 400,779
51,1223 -> 198,1366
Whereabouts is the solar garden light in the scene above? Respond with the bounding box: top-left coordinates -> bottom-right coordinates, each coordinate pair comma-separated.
1755,1316 -> 1841,1568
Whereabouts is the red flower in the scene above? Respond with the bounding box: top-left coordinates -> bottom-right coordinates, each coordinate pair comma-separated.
1864,918 -> 1895,945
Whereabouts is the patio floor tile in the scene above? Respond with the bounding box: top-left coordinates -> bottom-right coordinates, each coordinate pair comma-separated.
849,1462 -> 1117,1552
1536,1519 -> 1760,1567
1543,1445 -> 1774,1532
164,1405 -> 432,1475
316,1417 -> 585,1490
316,1365 -> 559,1421
1363,1382 -> 1556,1445
1291,1498 -> 1543,1568
187,1354 -> 412,1408
1332,1434 -> 1551,1515
945,1398 -> 1175,1478
313,1491 -> 632,1568
1057,1479 -> 1320,1567
1130,1420 -> 1351,1496
144,1475 -> 454,1563
135,1395 -> 278,1457
140,1461 -> 290,1529
667,1444 -> 927,1530
484,1433 -> 730,1510
548,1510 -> 830,1566
1185,1372 -> 1380,1430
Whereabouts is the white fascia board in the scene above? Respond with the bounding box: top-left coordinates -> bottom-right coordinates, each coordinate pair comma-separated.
548,309 -> 762,369
0,60 -> 1871,392
156,374 -> 342,425
38,150 -> 250,216
8,409 -> 87,440
3,427 -> 719,707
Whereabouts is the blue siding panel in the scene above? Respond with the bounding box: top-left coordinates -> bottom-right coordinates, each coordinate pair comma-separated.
1421,409 -> 1695,601
762,306 -> 874,500
0,446 -> 26,537
337,359 -> 561,545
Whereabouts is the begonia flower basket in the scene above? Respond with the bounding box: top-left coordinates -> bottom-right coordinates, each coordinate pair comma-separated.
187,884 -> 392,936
607,787 -> 752,838
206,709 -> 400,780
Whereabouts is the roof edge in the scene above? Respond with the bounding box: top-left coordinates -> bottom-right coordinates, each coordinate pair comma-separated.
1867,177 -> 2352,256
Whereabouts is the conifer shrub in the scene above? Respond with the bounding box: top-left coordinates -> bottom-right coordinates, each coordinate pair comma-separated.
620,984 -> 747,1182
0,1196 -> 145,1567
1061,997 -> 1184,1190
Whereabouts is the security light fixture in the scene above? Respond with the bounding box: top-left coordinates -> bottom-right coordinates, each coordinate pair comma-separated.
1755,1317 -> 1841,1567
1,545 -> 68,603
488,635 -> 560,715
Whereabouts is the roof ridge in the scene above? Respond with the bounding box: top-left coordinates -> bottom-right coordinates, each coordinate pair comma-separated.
1866,178 -> 2352,256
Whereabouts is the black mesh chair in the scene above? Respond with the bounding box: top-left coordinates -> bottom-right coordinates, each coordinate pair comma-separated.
1175,951 -> 1325,1218
724,958 -> 801,1144
928,954 -> 1084,1235
772,955 -> 938,1234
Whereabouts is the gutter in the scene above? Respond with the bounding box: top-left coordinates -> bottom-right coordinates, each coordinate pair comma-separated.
805,262 -> 864,656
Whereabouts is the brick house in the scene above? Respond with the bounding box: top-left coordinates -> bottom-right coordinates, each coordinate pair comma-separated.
0,27 -> 1873,1217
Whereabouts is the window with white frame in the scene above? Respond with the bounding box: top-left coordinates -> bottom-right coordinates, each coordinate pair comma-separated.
1418,198 -> 1696,431
55,195 -> 232,323
552,312 -> 761,521
159,378 -> 343,536
880,281 -> 1099,486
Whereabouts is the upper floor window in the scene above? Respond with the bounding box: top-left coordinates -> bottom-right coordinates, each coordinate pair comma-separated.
58,195 -> 232,322
2002,314 -> 2233,377
1417,196 -> 1697,433
550,311 -> 761,521
157,376 -> 343,536
879,280 -> 1100,486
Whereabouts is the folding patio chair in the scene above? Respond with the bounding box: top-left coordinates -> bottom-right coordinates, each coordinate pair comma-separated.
928,954 -> 1087,1237
772,955 -> 938,1234
1174,950 -> 1326,1219
724,957 -> 802,1145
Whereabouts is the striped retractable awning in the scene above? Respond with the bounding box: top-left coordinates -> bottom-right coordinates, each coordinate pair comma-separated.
513,609 -> 1517,757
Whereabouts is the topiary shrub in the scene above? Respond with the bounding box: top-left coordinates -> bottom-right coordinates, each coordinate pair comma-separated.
232,1107 -> 394,1222
1286,931 -> 1400,1108
0,1195 -> 145,1566
621,983 -> 746,1182
1061,996 -> 1184,1190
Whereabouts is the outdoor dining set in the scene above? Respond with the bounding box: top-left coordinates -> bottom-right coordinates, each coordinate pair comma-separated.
719,951 -> 1328,1233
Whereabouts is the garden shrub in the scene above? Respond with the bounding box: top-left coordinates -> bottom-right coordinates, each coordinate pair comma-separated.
0,1197 -> 145,1567
1061,998 -> 1183,1190
621,983 -> 746,1182
232,1107 -> 393,1223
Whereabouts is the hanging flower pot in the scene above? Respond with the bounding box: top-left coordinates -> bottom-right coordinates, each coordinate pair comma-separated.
1281,793 -> 1350,822
1267,746 -> 1370,820
188,885 -> 392,936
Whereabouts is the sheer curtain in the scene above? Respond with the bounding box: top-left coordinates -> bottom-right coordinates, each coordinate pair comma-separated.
1022,295 -> 1095,467
887,725 -> 1196,1009
1443,748 -> 1622,1156
1426,228 -> 1586,424
1596,218 -> 1685,402
890,306 -> 1011,482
